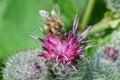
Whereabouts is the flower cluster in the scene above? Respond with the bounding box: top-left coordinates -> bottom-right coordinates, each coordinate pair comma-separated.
91,30 -> 120,79
2,50 -> 48,80
28,7 -> 93,79
37,15 -> 92,68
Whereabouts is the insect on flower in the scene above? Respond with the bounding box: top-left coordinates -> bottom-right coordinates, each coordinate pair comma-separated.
39,4 -> 66,39
29,5 -> 93,71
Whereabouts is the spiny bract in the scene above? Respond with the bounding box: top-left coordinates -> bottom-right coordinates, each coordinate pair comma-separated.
91,30 -> 120,80
30,5 -> 93,80
34,14 -> 92,68
2,50 -> 48,80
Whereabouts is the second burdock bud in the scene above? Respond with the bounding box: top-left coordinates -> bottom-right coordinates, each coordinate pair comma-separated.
91,30 -> 120,80
2,50 -> 48,80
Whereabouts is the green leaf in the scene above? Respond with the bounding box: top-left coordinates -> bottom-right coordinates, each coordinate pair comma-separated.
0,0 -> 53,58
0,0 -> 88,59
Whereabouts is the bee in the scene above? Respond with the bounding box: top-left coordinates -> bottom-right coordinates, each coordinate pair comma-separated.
39,4 -> 66,39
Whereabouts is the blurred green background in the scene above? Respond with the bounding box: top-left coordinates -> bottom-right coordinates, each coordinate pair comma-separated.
0,0 -> 107,79
0,0 -> 86,59
0,0 -> 107,59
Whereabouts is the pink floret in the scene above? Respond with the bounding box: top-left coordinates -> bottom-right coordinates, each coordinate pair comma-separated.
41,27 -> 91,65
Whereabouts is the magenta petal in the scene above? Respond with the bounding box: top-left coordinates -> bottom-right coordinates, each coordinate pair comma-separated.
42,53 -> 56,60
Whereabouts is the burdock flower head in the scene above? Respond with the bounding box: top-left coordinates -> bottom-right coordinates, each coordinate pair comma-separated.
30,5 -> 92,70
29,5 -> 93,80
91,30 -> 120,80
2,50 -> 48,80
41,24 -> 91,66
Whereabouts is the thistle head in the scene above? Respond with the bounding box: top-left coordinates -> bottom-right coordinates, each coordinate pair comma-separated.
93,30 -> 120,62
2,50 -> 48,80
28,5 -> 93,74
91,30 -> 120,80
39,15 -> 92,66
30,14 -> 92,71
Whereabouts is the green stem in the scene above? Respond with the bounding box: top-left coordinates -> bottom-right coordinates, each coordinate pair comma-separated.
88,17 -> 111,36
81,0 -> 96,30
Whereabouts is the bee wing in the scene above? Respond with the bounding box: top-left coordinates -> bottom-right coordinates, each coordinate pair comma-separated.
39,10 -> 52,21
51,4 -> 61,20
